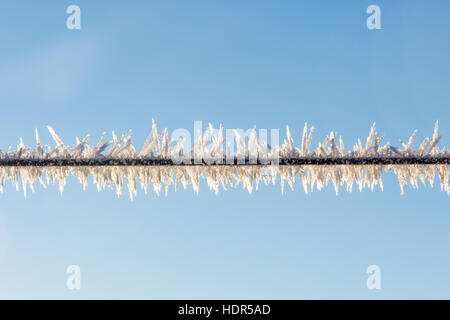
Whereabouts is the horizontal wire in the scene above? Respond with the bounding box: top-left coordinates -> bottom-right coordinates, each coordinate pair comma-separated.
0,122 -> 448,197
0,156 -> 449,167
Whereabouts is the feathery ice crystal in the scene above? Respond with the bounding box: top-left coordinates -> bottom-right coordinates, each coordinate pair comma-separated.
0,120 -> 448,199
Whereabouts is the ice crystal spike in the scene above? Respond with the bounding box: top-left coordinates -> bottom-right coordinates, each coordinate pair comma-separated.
0,121 -> 448,199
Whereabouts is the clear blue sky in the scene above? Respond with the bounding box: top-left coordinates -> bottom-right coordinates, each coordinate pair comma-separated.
0,0 -> 449,299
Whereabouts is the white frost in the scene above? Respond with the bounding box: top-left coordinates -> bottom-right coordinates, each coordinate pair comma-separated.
0,120 -> 448,199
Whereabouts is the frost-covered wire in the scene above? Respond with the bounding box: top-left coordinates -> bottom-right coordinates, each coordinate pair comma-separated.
0,120 -> 448,199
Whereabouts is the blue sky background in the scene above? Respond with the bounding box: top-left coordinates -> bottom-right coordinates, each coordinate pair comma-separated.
0,0 -> 449,299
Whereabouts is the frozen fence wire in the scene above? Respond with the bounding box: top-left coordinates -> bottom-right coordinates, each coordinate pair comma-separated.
0,120 -> 448,199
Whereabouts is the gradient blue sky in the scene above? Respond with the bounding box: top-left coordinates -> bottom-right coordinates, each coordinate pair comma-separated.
0,0 -> 449,299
